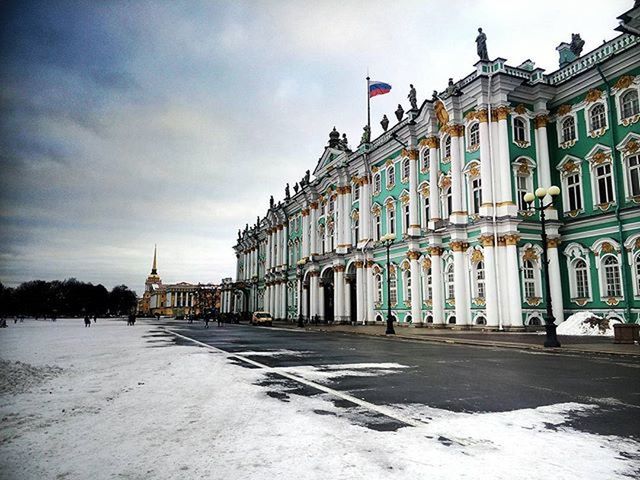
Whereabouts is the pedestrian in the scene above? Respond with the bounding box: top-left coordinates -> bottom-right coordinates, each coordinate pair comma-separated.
84,315 -> 91,327
93,315 -> 97,323
204,315 -> 210,329
217,314 -> 223,327
0,318 -> 7,328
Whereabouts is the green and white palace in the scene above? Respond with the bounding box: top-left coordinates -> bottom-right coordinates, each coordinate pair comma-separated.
222,5 -> 640,329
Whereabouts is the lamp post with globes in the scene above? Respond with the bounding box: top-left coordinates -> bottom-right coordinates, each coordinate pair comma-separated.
379,233 -> 396,335
296,259 -> 306,328
524,185 -> 562,348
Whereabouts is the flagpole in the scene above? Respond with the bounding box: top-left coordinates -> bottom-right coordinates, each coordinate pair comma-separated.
366,76 -> 371,136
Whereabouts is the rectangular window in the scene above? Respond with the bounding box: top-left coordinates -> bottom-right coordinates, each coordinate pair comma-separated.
516,176 -> 528,211
471,177 -> 481,214
629,155 -> 640,197
389,274 -> 397,305
403,204 -> 410,233
354,185 -> 360,201
576,268 -> 589,298
596,164 -> 614,204
423,197 -> 430,228
389,209 -> 395,235
566,173 -> 582,211
375,215 -> 381,241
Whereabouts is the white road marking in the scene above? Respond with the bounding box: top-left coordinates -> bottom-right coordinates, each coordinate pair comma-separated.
162,327 -> 424,428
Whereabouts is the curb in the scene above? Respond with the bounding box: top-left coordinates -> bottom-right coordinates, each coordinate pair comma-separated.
271,323 -> 640,359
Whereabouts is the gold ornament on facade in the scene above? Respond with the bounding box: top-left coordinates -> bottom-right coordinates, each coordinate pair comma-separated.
534,114 -> 548,128
402,148 -> 419,160
573,298 -> 588,307
434,100 -> 449,126
522,248 -> 539,262
440,176 -> 452,189
591,151 -> 610,165
526,297 -> 542,306
606,297 -> 620,306
354,261 -> 364,268
371,165 -> 379,173
494,106 -> 511,121
475,109 -> 489,123
422,257 -> 432,269
547,238 -> 560,248
562,160 -> 578,174
613,75 -> 634,90
517,163 -> 530,175
504,234 -> 520,246
407,250 -> 421,261
473,297 -> 486,306
514,104 -> 528,115
469,165 -> 481,178
450,124 -> 465,137
584,89 -> 603,103
385,158 -> 394,167
429,246 -> 443,256
351,210 -> 359,220
497,236 -> 507,247
309,202 -> 318,209
471,249 -> 484,263
600,242 -> 615,254
624,139 -> 639,155
333,265 -> 346,272
366,260 -> 375,268
371,204 -> 381,216
400,192 -> 410,205
557,104 -> 572,116
420,184 -> 430,197
465,111 -> 476,122
423,136 -> 440,149
479,235 -> 494,247
450,241 -> 465,252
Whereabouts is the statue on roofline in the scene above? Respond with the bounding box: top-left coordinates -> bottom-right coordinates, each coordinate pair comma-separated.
340,133 -> 349,151
476,27 -> 489,61
395,104 -> 404,121
360,125 -> 371,145
293,182 -> 299,194
570,33 -> 585,57
285,183 -> 290,199
304,170 -> 310,184
269,195 -> 274,209
408,84 -> 417,110
380,114 -> 389,132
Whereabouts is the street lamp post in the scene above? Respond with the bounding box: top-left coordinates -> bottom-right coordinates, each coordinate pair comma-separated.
524,186 -> 561,348
296,259 -> 305,328
379,233 -> 396,335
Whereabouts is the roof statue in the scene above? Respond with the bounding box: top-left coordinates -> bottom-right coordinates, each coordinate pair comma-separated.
293,182 -> 299,194
380,114 -> 389,132
269,195 -> 274,209
408,84 -> 418,110
446,77 -> 461,97
304,170 -> 310,184
339,133 -> 350,151
395,104 -> 404,121
476,27 -> 489,61
570,33 -> 585,56
360,125 -> 371,145
285,183 -> 290,199
328,126 -> 341,148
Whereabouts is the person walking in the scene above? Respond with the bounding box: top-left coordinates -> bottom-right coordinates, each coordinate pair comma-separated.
84,315 -> 91,327
93,315 -> 97,323
204,315 -> 210,329
217,313 -> 223,328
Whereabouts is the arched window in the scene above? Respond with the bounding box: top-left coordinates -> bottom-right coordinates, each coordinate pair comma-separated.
426,315 -> 433,324
422,195 -> 430,228
470,177 -> 482,215
628,154 -> 640,197
635,253 -> 640,294
448,315 -> 457,324
353,217 -> 359,245
402,158 -> 410,182
529,317 -> 542,326
574,259 -> 589,298
476,261 -> 486,299
589,104 -> 606,131
375,274 -> 383,303
594,163 -> 614,205
562,117 -> 576,143
445,264 -> 455,300
444,136 -> 451,159
328,224 -> 335,251
353,184 -> 360,201
374,214 -> 381,240
403,203 -> 410,233
475,316 -> 487,325
388,207 -> 396,235
320,226 -> 326,254
374,173 -> 381,194
387,165 -> 395,187
421,149 -> 430,172
403,269 -> 412,302
389,270 -> 398,306
423,267 -> 433,300
329,197 -> 335,212
513,117 -> 527,143
523,260 -> 536,298
621,90 -> 639,119
443,187 -> 452,217
468,123 -> 480,148
603,256 -> 622,297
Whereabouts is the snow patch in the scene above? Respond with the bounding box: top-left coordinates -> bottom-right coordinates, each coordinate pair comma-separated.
557,311 -> 621,336
276,363 -> 409,382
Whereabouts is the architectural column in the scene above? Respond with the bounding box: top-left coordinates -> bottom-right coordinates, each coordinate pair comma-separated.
343,186 -> 352,247
318,280 -> 325,320
281,279 -> 287,320
480,235 -> 500,328
355,260 -> 365,324
309,271 -> 320,319
407,149 -> 420,236
283,224 -> 289,268
408,250 -> 423,326
449,125 -> 465,222
496,236 -> 509,328
359,179 -> 371,243
336,187 -> 346,252
426,138 -> 441,225
495,106 -> 514,212
266,231 -> 272,270
310,203 -> 318,256
548,238 -> 565,323
366,259 -> 375,324
477,109 -> 494,217
333,264 -> 345,323
296,277 -> 302,317
451,241 -> 470,326
504,234 -> 523,328
430,246 -> 444,325
534,114 -> 552,191
301,209 -> 310,258
344,277 -> 352,323
264,284 -> 270,314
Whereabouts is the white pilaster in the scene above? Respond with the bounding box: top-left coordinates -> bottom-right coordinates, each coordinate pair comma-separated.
430,246 -> 444,325
366,260 -> 375,323
505,236 -> 523,328
450,130 -> 464,220
452,241 -> 470,326
481,237 -> 500,328
310,204 -> 318,256
356,260 -> 365,324
409,251 -> 423,325
548,241 -> 565,323
408,150 -> 420,236
334,265 -> 345,322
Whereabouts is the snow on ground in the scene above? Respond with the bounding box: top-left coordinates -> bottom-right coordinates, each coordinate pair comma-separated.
557,311 -> 621,336
1,319 -> 639,480
232,349 -> 312,357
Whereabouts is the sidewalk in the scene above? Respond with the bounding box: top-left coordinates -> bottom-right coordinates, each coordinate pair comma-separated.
271,321 -> 640,358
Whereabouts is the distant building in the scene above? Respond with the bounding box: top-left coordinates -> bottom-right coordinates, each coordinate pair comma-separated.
224,5 -> 640,328
138,246 -> 220,317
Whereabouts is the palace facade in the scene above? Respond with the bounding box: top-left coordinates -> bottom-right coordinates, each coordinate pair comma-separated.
138,247 -> 220,317
222,5 -> 640,328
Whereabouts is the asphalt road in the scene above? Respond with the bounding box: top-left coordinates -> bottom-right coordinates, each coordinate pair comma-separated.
148,320 -> 640,439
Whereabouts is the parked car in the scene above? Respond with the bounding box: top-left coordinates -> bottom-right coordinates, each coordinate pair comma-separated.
251,311 -> 273,327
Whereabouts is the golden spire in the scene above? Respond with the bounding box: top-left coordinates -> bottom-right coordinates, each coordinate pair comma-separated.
151,244 -> 158,275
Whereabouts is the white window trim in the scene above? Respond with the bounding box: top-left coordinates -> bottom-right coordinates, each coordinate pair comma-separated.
590,238 -> 623,300
373,173 -> 382,195
613,81 -> 640,126
563,242 -> 593,303
385,198 -> 396,236
624,234 -> 640,298
512,157 -> 536,212
555,111 -> 579,149
519,244 -> 543,303
466,121 -> 481,152
441,134 -> 452,164
510,115 -> 531,148
463,161 -> 482,216
401,158 -> 410,184
401,262 -> 411,305
557,155 -> 585,215
616,133 -> 640,202
419,182 -> 430,229
586,146 -> 616,208
583,100 -> 609,139
386,164 -> 396,189
419,147 -> 430,174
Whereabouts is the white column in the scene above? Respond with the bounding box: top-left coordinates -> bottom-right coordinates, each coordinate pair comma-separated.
497,239 -> 509,328
366,260 -> 375,324
283,225 -> 289,269
318,281 -> 325,320
505,235 -> 523,328
264,285 -> 270,315
409,251 -> 423,325
281,280 -> 286,320
344,277 -> 352,323
496,108 -> 513,206
534,114 -> 552,193
309,204 -> 318,255
452,241 -> 470,325
430,247 -> 444,325
481,237 -> 500,328
450,127 -> 464,218
310,272 -> 319,319
408,150 -> 420,236
356,261 -> 365,324
266,233 -> 271,270
343,187 -> 352,247
336,188 -> 345,250
548,240 -> 565,323
334,266 -> 345,322
359,180 -> 371,242
428,140 -> 441,223
271,283 -> 277,317
478,111 -> 493,216
296,278 -> 302,316
302,210 -> 310,258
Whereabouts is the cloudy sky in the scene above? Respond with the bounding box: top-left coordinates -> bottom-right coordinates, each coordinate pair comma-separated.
0,0 -> 629,294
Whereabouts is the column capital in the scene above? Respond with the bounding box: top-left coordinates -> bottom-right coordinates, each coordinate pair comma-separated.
444,124 -> 465,137
547,238 -> 561,248
479,235 -> 494,247
301,209 -> 310,217
402,148 -> 419,160
534,114 -> 549,128
420,136 -> 440,149
503,234 -> 520,246
309,202 -> 319,210
492,106 -> 511,121
429,246 -> 443,256
366,259 -> 375,268
333,265 -> 346,272
277,224 -> 284,231
354,260 -> 364,268
406,250 -> 421,260
450,241 -> 468,252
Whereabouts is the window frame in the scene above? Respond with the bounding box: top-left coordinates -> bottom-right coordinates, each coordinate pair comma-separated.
511,116 -> 530,147
467,121 -> 480,151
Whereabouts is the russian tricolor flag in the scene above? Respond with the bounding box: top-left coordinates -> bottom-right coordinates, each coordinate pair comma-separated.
368,80 -> 392,98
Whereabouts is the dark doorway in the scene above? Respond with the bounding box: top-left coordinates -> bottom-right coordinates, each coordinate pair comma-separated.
323,282 -> 334,323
